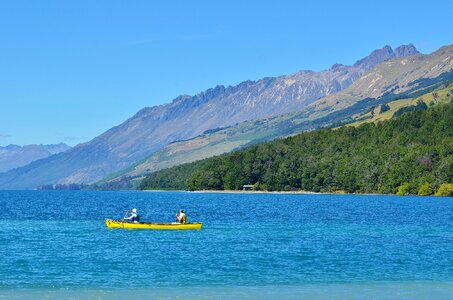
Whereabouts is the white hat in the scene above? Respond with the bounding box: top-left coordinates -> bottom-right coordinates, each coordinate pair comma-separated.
132,208 -> 137,213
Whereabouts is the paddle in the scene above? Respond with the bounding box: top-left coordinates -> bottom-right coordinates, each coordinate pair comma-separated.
121,210 -> 130,222
119,210 -> 130,228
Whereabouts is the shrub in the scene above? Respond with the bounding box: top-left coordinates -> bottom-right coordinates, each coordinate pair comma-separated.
418,182 -> 433,196
393,100 -> 428,117
396,182 -> 410,195
435,183 -> 453,197
253,182 -> 264,191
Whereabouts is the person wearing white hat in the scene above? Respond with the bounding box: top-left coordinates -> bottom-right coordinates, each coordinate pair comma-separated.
124,208 -> 140,223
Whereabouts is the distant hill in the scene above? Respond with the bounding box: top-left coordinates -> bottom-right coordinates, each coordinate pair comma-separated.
99,45 -> 453,189
140,100 -> 453,195
0,143 -> 70,173
0,44 -> 420,189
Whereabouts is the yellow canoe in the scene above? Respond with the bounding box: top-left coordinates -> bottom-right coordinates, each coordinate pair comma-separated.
105,219 -> 202,230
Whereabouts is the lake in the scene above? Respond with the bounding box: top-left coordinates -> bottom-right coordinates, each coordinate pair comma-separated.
1,191 -> 452,299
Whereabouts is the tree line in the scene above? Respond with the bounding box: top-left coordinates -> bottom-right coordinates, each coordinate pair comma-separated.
141,101 -> 453,196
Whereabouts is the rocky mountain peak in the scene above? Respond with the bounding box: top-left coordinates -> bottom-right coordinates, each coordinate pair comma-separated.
394,43 -> 419,57
171,94 -> 192,104
4,144 -> 21,151
0,143 -> 71,173
353,44 -> 419,70
354,45 -> 395,69
192,85 -> 226,104
330,63 -> 346,71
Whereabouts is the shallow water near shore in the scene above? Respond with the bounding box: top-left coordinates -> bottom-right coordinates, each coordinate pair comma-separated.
1,191 -> 452,299
2,282 -> 453,300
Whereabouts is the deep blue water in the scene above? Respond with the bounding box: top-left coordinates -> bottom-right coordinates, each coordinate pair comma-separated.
1,191 -> 452,291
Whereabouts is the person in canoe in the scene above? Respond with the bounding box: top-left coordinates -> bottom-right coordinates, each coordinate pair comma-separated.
175,209 -> 187,224
124,208 -> 140,223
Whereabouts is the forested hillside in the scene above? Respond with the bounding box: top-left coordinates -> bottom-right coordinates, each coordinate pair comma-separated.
103,46 -> 453,190
141,101 -> 453,195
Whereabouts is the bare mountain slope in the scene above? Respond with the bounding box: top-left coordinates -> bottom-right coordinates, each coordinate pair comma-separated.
310,44 -> 453,113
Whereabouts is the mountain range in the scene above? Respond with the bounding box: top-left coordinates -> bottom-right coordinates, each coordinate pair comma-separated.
100,44 -> 453,188
2,43 -> 453,190
0,143 -> 70,173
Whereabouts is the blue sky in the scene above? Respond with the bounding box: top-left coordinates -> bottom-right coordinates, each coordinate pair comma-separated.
1,0 -> 452,146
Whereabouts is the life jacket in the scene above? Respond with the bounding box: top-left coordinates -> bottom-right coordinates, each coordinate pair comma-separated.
131,214 -> 140,223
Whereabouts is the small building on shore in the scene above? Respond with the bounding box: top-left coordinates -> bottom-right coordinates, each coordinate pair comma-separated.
243,185 -> 254,191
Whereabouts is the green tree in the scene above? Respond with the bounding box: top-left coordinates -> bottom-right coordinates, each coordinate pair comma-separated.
418,182 -> 433,196
435,183 -> 453,196
253,181 -> 264,191
396,182 -> 411,195
379,103 -> 390,114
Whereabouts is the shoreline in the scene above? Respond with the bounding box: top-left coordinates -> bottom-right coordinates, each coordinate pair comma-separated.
132,189 -> 446,197
142,189 -> 388,196
192,189 -> 339,195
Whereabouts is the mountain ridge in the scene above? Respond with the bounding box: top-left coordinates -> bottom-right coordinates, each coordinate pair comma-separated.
0,143 -> 70,173
99,44 -> 453,187
0,44 -> 424,189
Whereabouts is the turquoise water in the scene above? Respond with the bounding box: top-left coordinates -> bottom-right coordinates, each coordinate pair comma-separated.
1,191 -> 452,299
